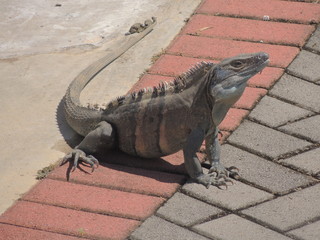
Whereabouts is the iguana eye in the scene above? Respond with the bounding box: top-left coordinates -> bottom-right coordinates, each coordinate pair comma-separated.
231,60 -> 244,68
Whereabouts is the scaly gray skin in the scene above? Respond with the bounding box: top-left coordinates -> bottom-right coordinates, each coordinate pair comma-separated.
62,32 -> 269,187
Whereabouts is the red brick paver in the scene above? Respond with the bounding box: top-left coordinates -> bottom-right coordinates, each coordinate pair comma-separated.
248,67 -> 284,89
130,74 -> 174,93
234,87 -> 267,110
149,54 -> 214,76
49,163 -> 185,198
219,108 -> 249,132
0,223 -> 84,240
0,201 -> 140,240
168,35 -> 299,68
198,0 -> 320,24
23,178 -> 164,220
183,15 -> 314,46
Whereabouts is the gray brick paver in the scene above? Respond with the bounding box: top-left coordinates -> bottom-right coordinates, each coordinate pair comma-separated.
305,26 -> 320,53
193,214 -> 291,240
281,147 -> 320,176
288,220 -> 320,240
156,192 -> 223,227
182,180 -> 273,211
130,216 -> 210,240
279,115 -> 320,143
287,50 -> 320,83
269,73 -> 320,112
242,184 -> 320,232
221,145 -> 314,194
249,95 -> 312,128
228,120 -> 312,159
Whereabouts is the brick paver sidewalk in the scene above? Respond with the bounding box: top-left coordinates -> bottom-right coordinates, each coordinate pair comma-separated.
1,0 -> 320,239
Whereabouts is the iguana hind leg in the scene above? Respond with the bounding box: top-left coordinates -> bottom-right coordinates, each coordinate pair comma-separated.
62,121 -> 116,172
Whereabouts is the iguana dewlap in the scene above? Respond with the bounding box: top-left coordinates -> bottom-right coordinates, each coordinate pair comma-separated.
62,18 -> 269,188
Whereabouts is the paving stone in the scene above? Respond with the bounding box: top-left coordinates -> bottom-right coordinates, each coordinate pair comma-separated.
0,223 -> 84,240
156,192 -> 223,227
218,130 -> 231,143
197,0 -> 320,24
221,145 -> 314,194
270,73 -> 320,112
228,120 -> 312,159
305,26 -> 320,53
249,95 -> 312,127
23,178 -> 164,220
130,74 -> 174,93
248,67 -> 284,89
182,180 -> 272,211
168,35 -> 299,68
219,108 -> 249,131
0,201 -> 140,239
149,54 -> 213,76
279,115 -> 320,143
242,183 -> 320,231
281,147 -> 320,176
49,162 -> 185,198
288,220 -> 320,240
183,14 -> 314,46
287,50 -> 320,83
193,214 -> 291,240
130,216 -> 210,240
234,87 -> 267,110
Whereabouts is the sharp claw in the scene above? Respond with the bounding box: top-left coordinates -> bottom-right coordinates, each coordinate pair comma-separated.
71,151 -> 81,172
231,173 -> 240,180
216,182 -> 228,190
225,178 -> 234,185
62,149 -> 100,173
61,153 -> 71,166
84,155 -> 98,172
217,175 -> 227,181
227,166 -> 239,172
88,155 -> 99,167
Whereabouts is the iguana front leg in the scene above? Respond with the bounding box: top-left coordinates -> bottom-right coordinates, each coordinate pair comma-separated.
205,128 -> 239,179
62,121 -> 116,171
183,128 -> 228,189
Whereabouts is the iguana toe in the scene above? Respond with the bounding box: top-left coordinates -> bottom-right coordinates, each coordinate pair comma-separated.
195,173 -> 232,189
226,166 -> 240,179
61,149 -> 99,172
209,163 -> 240,179
209,163 -> 229,177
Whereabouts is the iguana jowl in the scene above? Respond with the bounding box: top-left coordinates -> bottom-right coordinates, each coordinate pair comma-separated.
62,19 -> 269,188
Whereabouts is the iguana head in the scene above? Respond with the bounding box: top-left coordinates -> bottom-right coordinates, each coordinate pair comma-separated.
209,52 -> 269,104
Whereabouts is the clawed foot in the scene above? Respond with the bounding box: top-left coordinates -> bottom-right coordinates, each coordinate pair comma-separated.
195,173 -> 233,189
195,163 -> 240,189
61,149 -> 99,172
209,163 -> 240,180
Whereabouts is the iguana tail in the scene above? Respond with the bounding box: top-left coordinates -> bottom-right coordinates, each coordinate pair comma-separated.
63,17 -> 157,136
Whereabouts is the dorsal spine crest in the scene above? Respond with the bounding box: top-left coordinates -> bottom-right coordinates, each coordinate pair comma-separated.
103,61 -> 213,110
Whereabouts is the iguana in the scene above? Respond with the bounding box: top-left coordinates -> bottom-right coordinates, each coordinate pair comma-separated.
62,17 -> 269,188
